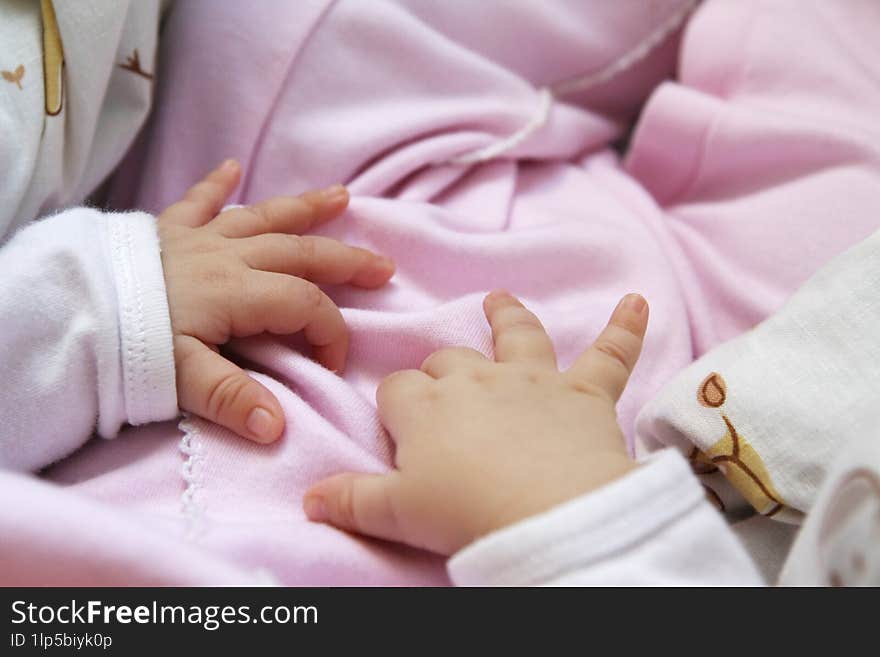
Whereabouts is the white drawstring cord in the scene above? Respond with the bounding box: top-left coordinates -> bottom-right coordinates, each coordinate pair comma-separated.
438,0 -> 699,166
550,0 -> 699,97
444,87 -> 554,166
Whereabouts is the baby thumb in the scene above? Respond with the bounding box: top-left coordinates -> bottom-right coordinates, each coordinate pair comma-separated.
304,472 -> 403,543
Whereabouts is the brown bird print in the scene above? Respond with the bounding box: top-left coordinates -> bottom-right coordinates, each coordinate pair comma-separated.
119,49 -> 154,81
2,64 -> 25,90
693,372 -> 803,523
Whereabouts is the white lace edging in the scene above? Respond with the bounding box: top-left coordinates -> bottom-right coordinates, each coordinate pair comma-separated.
179,413 -> 207,539
438,0 -> 699,166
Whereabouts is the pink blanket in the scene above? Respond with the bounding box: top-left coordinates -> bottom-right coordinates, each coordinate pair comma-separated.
4,0 -> 879,585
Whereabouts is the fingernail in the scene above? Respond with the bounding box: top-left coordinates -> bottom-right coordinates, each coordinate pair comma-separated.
246,407 -> 276,441
220,158 -> 239,171
322,184 -> 347,204
375,255 -> 395,271
303,496 -> 326,521
622,293 -> 646,313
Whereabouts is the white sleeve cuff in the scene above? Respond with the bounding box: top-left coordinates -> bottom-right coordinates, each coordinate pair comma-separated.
103,211 -> 178,430
448,449 -> 760,586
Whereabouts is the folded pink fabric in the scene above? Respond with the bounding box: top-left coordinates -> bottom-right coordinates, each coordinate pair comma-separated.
4,0 -> 878,585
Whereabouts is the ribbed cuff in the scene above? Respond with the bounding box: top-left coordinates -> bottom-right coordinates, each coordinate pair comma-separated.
105,212 -> 178,427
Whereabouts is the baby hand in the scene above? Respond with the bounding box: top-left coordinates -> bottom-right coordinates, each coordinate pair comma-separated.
158,160 -> 394,443
304,291 -> 648,555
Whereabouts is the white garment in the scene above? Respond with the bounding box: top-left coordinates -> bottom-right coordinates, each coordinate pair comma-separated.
0,1 -> 175,471
0,208 -> 176,472
781,432 -> 880,586
449,449 -> 763,586
636,229 -> 880,523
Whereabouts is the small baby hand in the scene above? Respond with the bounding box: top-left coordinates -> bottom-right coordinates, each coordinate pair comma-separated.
158,160 -> 394,443
304,291 -> 648,555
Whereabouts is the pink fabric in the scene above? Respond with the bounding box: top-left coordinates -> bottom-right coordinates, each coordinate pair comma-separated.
4,0 -> 879,585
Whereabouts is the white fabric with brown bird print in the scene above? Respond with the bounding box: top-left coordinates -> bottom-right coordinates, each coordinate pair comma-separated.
635,228 -> 880,584
0,0 -> 160,240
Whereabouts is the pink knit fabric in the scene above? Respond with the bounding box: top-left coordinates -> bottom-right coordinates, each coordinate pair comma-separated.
3,0 -> 879,585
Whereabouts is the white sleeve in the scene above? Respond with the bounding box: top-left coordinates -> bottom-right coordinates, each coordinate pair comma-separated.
0,208 -> 177,472
447,449 -> 765,586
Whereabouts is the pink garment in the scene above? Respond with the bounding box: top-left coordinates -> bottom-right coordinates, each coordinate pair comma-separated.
4,0 -> 879,585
